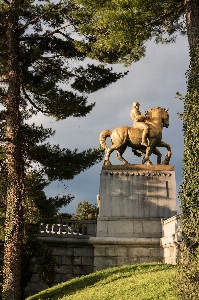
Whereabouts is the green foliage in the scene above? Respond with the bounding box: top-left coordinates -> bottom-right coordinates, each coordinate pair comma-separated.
0,0 -> 125,120
73,200 -> 99,220
56,212 -> 74,220
21,172 -> 70,298
0,171 -> 74,233
26,263 -> 177,300
73,0 -> 186,65
26,145 -> 104,181
178,48 -> 199,299
21,240 -> 57,298
24,172 -> 74,226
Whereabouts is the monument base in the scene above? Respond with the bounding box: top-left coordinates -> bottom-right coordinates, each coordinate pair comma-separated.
90,164 -> 177,271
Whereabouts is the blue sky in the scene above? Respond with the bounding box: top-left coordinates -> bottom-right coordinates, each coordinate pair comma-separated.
34,35 -> 189,214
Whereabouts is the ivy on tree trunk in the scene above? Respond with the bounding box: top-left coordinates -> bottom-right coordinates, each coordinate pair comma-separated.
178,1 -> 199,298
3,5 -> 24,300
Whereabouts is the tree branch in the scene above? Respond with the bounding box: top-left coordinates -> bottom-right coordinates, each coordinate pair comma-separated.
20,24 -> 71,41
56,30 -> 74,41
148,2 -> 185,29
40,54 -> 62,59
21,84 -> 49,114
20,11 -> 50,31
19,5 -> 67,31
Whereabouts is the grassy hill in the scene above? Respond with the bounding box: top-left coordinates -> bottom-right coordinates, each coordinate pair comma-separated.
26,263 -> 177,300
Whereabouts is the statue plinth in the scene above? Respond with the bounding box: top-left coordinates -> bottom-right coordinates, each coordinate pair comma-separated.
100,164 -> 176,220
102,164 -> 174,171
90,164 -> 177,271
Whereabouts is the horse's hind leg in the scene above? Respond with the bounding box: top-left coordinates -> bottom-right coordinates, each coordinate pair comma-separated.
116,145 -> 129,165
104,147 -> 114,165
104,143 -> 123,165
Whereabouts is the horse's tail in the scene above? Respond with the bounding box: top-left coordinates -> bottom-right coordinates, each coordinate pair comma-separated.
99,130 -> 112,150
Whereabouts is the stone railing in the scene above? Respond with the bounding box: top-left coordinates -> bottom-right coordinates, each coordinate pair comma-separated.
161,214 -> 182,245
39,219 -> 97,237
160,214 -> 182,264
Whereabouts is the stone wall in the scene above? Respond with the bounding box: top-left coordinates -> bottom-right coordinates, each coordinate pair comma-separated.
3,213 -> 182,298
25,220 -> 96,297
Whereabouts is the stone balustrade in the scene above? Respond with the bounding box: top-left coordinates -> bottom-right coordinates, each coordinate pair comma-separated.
39,219 -> 97,237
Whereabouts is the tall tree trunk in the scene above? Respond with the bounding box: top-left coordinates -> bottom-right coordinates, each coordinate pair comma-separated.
179,0 -> 199,298
186,0 -> 199,49
2,4 -> 25,300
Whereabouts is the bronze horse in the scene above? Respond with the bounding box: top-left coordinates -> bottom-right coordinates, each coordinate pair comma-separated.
100,106 -> 171,165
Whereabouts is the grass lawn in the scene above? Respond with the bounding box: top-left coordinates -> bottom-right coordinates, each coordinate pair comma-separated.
26,263 -> 177,300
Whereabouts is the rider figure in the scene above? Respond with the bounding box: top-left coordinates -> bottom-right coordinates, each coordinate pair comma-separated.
130,101 -> 149,147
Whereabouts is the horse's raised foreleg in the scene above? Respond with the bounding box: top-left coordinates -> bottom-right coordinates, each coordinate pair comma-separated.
153,147 -> 162,164
116,145 -> 129,165
157,141 -> 172,165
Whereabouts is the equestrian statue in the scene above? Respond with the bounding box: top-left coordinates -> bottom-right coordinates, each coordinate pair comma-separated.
100,102 -> 172,165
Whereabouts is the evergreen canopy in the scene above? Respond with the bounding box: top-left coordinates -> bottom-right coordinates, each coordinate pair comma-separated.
0,0 -> 125,182
73,0 -> 186,65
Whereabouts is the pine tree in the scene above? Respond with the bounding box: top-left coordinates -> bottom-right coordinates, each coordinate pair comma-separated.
74,0 -> 199,298
0,1 -> 125,298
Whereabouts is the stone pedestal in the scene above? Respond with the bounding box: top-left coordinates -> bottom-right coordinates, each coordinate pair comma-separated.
90,164 -> 177,271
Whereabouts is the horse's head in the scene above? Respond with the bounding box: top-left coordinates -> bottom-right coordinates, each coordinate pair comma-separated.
162,108 -> 169,128
145,107 -> 169,128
